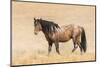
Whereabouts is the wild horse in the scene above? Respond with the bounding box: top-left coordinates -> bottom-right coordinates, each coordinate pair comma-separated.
33,18 -> 87,55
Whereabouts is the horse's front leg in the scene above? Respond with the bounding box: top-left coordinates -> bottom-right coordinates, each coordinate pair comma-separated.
54,42 -> 60,55
48,41 -> 53,55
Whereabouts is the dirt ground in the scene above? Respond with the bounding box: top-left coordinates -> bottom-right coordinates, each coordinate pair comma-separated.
12,1 -> 96,65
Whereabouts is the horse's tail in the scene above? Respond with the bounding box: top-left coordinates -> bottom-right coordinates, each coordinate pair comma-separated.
81,27 -> 87,53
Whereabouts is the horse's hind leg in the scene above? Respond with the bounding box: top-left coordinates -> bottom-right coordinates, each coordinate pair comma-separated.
77,42 -> 83,55
73,36 -> 83,55
54,42 -> 60,55
72,41 -> 78,52
76,35 -> 83,55
72,36 -> 78,52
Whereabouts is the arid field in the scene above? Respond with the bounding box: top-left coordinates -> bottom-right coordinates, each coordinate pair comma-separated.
12,1 -> 96,65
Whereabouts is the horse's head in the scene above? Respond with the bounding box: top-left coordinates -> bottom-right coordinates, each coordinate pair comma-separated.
34,18 -> 42,35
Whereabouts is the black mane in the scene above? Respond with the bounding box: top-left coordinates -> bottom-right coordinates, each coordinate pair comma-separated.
39,19 -> 60,33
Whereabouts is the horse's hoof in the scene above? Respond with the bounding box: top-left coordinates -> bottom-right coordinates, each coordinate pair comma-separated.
57,53 -> 61,55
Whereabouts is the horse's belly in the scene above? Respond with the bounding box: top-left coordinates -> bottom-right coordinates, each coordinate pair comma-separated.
53,31 -> 71,42
58,34 -> 71,42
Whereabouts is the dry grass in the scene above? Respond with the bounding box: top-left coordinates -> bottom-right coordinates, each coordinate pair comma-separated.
12,51 -> 95,65
12,1 -> 96,65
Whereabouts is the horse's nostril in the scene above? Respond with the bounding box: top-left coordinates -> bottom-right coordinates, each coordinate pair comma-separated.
34,32 -> 37,35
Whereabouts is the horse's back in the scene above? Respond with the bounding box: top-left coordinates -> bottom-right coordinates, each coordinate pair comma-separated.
61,24 -> 82,38
51,24 -> 82,42
52,24 -> 74,42
62,24 -> 82,32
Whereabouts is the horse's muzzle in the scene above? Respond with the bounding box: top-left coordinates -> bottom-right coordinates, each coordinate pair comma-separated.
34,32 -> 37,35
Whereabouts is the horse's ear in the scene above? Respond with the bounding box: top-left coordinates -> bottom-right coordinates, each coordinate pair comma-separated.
34,18 -> 36,21
40,18 -> 42,20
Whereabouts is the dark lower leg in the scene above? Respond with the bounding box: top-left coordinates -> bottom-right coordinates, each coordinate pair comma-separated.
79,45 -> 83,55
77,42 -> 83,55
55,42 -> 60,55
48,42 -> 52,55
72,39 -> 78,52
72,45 -> 78,52
72,37 -> 77,52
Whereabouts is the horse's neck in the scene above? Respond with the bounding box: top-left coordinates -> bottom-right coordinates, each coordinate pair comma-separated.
42,31 -> 52,41
42,30 -> 50,37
